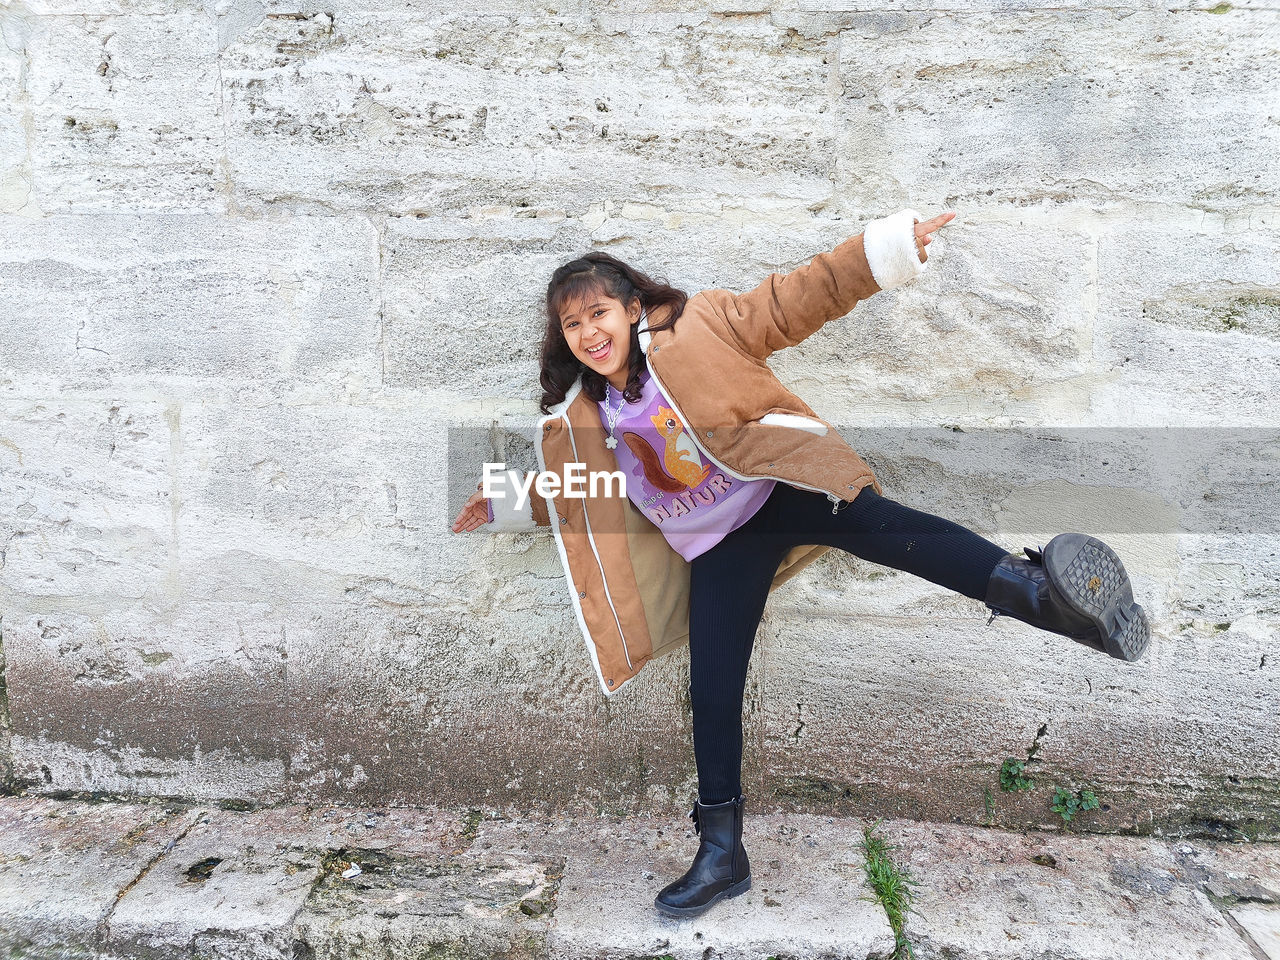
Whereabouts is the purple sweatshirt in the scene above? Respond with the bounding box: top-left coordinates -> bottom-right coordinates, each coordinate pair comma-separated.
487,371 -> 775,559
597,369 -> 774,561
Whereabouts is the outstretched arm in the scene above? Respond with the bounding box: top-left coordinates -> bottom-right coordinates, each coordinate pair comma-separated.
451,472 -> 551,534
711,209 -> 956,360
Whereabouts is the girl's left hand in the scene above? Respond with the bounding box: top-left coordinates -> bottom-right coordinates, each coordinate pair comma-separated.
914,211 -> 957,263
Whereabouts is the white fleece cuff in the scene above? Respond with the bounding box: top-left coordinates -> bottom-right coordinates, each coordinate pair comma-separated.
485,471 -> 538,533
864,208 -> 927,292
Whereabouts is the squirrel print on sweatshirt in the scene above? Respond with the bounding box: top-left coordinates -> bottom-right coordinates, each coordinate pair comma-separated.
621,405 -> 712,492
652,406 -> 711,488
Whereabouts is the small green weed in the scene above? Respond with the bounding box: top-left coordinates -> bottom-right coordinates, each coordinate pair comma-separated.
861,820 -> 920,960
999,722 -> 1049,793
999,758 -> 1035,793
1051,787 -> 1100,826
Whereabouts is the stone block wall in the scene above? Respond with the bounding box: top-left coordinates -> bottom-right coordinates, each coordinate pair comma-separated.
0,0 -> 1276,836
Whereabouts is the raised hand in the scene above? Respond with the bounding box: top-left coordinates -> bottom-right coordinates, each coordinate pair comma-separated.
913,211 -> 957,263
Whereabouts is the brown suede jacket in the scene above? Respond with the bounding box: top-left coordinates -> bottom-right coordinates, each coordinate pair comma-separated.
485,209 -> 930,695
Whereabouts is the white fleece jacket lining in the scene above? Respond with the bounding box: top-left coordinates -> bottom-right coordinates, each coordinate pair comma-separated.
863,207 -> 928,293
758,412 -> 829,436
535,378 -> 627,698
486,470 -> 537,533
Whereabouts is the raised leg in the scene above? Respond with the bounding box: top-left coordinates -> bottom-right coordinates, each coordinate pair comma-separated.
768,482 -> 1009,600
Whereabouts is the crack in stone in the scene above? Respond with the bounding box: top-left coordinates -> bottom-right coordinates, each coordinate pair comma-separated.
1203,894 -> 1271,960
93,808 -> 206,949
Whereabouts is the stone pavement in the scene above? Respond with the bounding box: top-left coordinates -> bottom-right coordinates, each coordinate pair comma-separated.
0,794 -> 1275,960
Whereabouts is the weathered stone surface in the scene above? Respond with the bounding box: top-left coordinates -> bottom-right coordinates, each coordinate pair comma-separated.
2,389 -> 1274,821
754,605 -> 1278,836
1,797 -> 1271,960
218,13 -> 839,215
0,796 -> 536,960
1093,218 -> 1280,426
94,803 -> 496,960
478,812 -> 897,959
20,13 -> 224,211
280,622 -> 697,812
0,216 -> 380,395
105,808 -> 323,960
805,0 -> 1280,10
379,216 -> 585,398
837,10 -> 1279,214
0,383 -> 694,810
292,844 -> 558,960
1233,905 -> 1280,960
1169,836 -> 1280,908
771,219 -> 1097,415
0,796 -> 200,958
0,18 -> 31,217
884,820 -> 1261,959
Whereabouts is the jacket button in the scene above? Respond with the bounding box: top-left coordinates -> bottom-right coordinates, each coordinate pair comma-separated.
706,430 -> 713,438
768,463 -> 774,468
653,346 -> 659,353
560,516 -> 568,525
578,591 -> 586,599
607,678 -> 615,686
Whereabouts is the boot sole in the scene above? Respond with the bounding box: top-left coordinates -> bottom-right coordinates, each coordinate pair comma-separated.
654,875 -> 752,919
1042,534 -> 1150,662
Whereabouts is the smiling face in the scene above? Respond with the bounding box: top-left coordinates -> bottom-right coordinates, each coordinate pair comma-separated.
558,290 -> 641,391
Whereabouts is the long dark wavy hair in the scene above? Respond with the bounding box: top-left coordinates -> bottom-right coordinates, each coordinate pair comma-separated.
540,252 -> 687,415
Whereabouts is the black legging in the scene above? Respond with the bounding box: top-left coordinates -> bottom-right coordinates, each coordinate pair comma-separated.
689,481 -> 1009,804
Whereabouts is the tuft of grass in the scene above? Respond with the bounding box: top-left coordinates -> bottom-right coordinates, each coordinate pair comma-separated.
861,820 -> 920,960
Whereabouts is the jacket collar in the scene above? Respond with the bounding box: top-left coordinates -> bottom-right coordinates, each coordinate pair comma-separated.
636,308 -> 652,354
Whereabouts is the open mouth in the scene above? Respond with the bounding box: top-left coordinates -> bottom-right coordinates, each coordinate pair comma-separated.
585,339 -> 612,362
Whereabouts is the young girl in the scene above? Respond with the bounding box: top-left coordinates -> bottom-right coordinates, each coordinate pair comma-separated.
451,209 -> 1150,919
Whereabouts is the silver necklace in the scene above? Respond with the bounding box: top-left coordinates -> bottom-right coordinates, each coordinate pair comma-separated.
604,383 -> 625,449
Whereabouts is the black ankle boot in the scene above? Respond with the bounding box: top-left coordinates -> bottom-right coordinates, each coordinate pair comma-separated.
654,795 -> 752,918
985,533 -> 1150,662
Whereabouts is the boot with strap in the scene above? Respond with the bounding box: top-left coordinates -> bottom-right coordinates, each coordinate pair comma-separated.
985,533 -> 1150,662
654,794 -> 752,918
